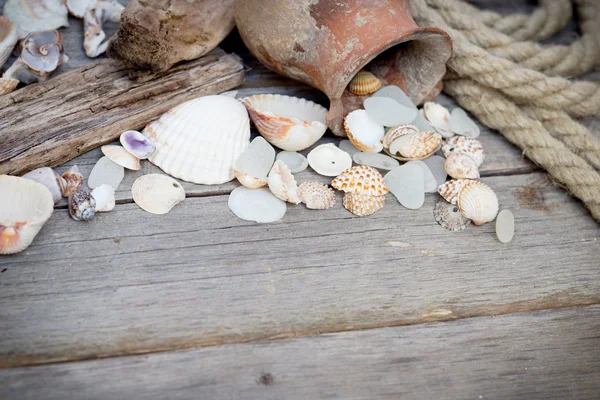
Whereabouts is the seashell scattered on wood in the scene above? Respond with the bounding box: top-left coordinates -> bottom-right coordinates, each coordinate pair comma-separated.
61,165 -> 84,197
68,188 -> 96,222
384,163 -> 425,210
444,152 -> 480,180
101,145 -> 141,171
0,16 -> 18,69
372,85 -> 416,109
348,71 -> 381,95
91,184 -> 115,212
382,124 -> 418,149
434,199 -> 471,231
423,102 -> 453,138
22,167 -> 66,204
276,151 -> 308,174
234,137 -> 275,189
120,130 -> 156,160
307,143 -> 352,177
267,160 -> 300,204
297,181 -> 336,210
331,165 -> 388,197
242,94 -> 328,151
132,174 -> 185,215
352,152 -> 399,171
363,96 -> 417,127
437,179 -> 471,205
338,140 -> 361,157
143,95 -> 250,185
344,109 -> 384,153
496,209 -> 515,243
442,136 -> 485,168
387,131 -> 442,161
449,107 -> 480,138
88,156 -> 125,190
342,193 -> 385,217
0,175 -> 54,254
3,0 -> 69,39
228,187 -> 286,223
457,181 -> 499,226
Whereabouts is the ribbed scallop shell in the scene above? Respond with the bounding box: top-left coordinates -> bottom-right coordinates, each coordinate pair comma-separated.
438,179 -> 472,205
444,152 -> 480,179
0,175 -> 54,254
242,94 -> 327,151
331,165 -> 388,197
382,124 -> 419,149
442,136 -> 485,167
143,96 -> 250,185
297,181 -> 336,210
388,131 -> 442,160
348,71 -> 382,95
458,181 -> 499,225
0,16 -> 18,68
267,160 -> 300,204
343,193 -> 385,217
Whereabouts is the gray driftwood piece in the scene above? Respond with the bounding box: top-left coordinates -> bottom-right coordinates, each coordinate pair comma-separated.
1,306 -> 598,400
0,48 -> 244,175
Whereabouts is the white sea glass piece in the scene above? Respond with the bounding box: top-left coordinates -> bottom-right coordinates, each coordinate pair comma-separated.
276,151 -> 308,173
352,152 -> 399,170
407,160 -> 437,193
338,139 -> 361,157
88,156 -> 125,190
235,137 -> 276,183
364,96 -> 418,127
496,209 -> 515,243
372,85 -> 417,109
384,163 -> 425,210
228,187 -> 287,223
422,155 -> 448,187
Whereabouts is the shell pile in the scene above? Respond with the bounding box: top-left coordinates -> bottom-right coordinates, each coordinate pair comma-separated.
331,166 -> 388,216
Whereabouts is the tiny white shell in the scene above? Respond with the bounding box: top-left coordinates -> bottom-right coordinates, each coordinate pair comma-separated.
91,184 -> 115,212
132,174 -> 185,215
101,145 -> 141,171
228,187 -> 287,223
267,160 -> 300,204
307,143 -> 353,177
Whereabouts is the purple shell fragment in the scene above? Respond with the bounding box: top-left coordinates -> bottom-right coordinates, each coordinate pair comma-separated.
120,130 -> 156,159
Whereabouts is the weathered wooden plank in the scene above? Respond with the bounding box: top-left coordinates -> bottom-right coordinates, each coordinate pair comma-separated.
1,305 -> 598,400
0,172 -> 598,367
0,48 -> 244,175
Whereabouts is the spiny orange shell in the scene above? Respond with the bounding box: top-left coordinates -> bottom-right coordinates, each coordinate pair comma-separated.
343,193 -> 385,216
348,71 -> 382,95
331,165 -> 388,196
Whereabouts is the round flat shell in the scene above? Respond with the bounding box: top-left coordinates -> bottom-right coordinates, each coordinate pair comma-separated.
434,199 -> 471,231
228,187 -> 287,223
406,160 -> 437,193
338,140 -> 361,157
352,152 -> 399,170
276,151 -> 308,173
364,97 -> 418,127
450,108 -> 480,138
496,209 -> 515,243
88,156 -> 125,190
422,155 -> 448,188
372,85 -> 417,109
384,163 -> 425,210
307,144 -> 353,177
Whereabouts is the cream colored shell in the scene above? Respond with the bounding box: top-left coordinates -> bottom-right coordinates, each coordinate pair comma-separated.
143,95 -> 250,185
458,181 -> 499,226
0,175 -> 54,254
101,145 -> 141,171
348,71 -> 381,95
297,181 -> 336,210
132,174 -> 186,215
442,136 -> 485,167
444,152 -> 480,179
382,124 -> 419,149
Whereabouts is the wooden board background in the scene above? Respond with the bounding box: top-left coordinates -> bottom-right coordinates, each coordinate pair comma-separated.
0,0 -> 599,398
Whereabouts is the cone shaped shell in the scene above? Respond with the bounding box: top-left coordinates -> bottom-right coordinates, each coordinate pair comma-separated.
297,181 -> 336,210
458,181 -> 499,226
132,174 -> 185,215
442,136 -> 485,167
68,189 -> 96,221
348,71 -> 382,95
267,160 -> 300,204
0,175 -> 54,254
444,152 -> 480,179
144,96 -> 250,184
438,179 -> 472,205
242,94 -> 327,151
331,165 -> 388,197
101,145 -> 141,171
343,193 -> 384,217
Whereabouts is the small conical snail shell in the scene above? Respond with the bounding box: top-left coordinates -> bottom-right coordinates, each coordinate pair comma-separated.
444,152 -> 480,180
297,181 -> 336,210
442,136 -> 485,167
68,189 -> 96,222
331,165 -> 388,197
348,71 -> 382,95
22,167 -> 66,204
61,165 -> 84,197
437,179 -> 472,205
457,181 -> 499,226
342,193 -> 385,217
267,160 -> 300,204
382,124 -> 419,149
389,131 -> 442,160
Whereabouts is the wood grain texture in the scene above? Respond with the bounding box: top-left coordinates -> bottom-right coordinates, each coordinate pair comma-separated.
1,172 -> 598,367
0,48 -> 244,175
1,305 -> 599,400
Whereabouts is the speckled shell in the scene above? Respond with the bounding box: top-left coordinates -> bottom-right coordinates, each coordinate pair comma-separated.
390,131 -> 442,159
61,165 -> 84,197
437,179 -> 472,205
444,152 -> 480,179
348,71 -> 382,95
382,124 -> 419,149
143,96 -> 250,184
458,181 -> 499,226
297,181 -> 336,210
0,175 -> 54,254
68,189 -> 96,222
442,136 -> 485,167
267,160 -> 300,204
242,94 -> 327,151
331,165 -> 388,197
343,193 -> 385,217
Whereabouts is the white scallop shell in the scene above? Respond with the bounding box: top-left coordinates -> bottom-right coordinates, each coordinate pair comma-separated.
0,175 -> 54,254
91,184 -> 115,212
307,143 -> 353,177
267,160 -> 300,204
242,94 -> 327,151
423,102 -> 453,138
458,181 -> 499,226
132,174 -> 185,215
3,0 -> 69,38
444,152 -> 480,179
143,96 -> 250,185
0,16 -> 18,69
234,136 -> 275,189
228,187 -> 287,223
101,145 -> 141,171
